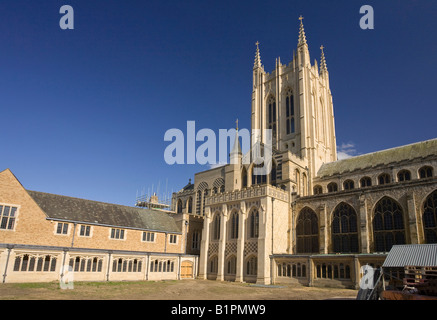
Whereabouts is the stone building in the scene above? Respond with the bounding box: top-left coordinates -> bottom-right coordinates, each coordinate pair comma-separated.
0,168 -> 197,283
172,18 -> 437,288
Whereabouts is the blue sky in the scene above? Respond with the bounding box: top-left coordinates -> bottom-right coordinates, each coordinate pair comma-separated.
1,0 -> 436,206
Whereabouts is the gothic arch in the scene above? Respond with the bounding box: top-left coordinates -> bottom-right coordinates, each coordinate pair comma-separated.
213,178 -> 225,193
241,166 -> 248,188
176,199 -> 183,214
244,255 -> 258,277
296,207 -> 319,254
330,202 -> 359,253
186,196 -> 193,214
225,255 -> 237,276
247,207 -> 260,239
372,196 -> 406,252
228,209 -> 240,240
422,189 -> 437,244
211,212 -> 221,241
197,182 -> 209,191
419,166 -> 434,179
208,255 -> 218,279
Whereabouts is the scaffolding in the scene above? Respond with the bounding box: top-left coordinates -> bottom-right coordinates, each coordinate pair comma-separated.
135,192 -> 172,210
135,182 -> 173,211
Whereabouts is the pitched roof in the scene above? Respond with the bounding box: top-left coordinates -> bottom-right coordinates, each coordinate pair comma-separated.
27,190 -> 181,234
318,138 -> 437,178
382,244 -> 437,268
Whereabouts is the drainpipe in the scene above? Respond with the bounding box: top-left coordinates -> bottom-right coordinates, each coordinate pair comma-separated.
60,248 -> 68,284
71,223 -> 77,247
2,245 -> 13,283
146,253 -> 150,281
184,220 -> 189,254
178,255 -> 181,280
271,197 -> 275,285
106,251 -> 112,281
164,233 -> 168,253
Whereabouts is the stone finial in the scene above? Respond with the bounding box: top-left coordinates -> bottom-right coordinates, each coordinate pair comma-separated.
298,16 -> 307,46
254,41 -> 262,68
320,45 -> 328,73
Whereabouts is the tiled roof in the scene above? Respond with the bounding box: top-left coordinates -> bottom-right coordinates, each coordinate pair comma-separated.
318,138 -> 437,178
27,190 -> 181,234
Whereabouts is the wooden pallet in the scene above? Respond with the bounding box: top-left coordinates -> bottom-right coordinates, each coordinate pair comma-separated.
404,266 -> 437,296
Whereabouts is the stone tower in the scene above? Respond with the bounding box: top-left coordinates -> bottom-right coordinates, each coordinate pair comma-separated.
251,17 -> 337,181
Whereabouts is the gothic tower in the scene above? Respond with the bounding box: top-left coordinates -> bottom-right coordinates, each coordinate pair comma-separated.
251,17 -> 337,182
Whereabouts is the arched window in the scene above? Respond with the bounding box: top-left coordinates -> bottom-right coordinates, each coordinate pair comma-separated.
295,169 -> 300,194
226,256 -> 237,275
209,256 -> 218,274
187,197 -> 193,214
270,161 -> 277,187
302,173 -> 308,196
246,256 -> 257,276
177,199 -> 183,214
332,203 -> 359,253
285,90 -> 295,134
360,177 -> 372,188
268,96 -> 277,139
373,197 -> 405,252
313,185 -> 323,195
213,214 -> 221,241
213,178 -> 225,194
419,166 -> 433,179
249,209 -> 259,238
242,167 -> 248,188
202,189 -> 209,216
230,211 -> 239,239
378,173 -> 391,185
327,182 -> 338,193
343,180 -> 354,190
196,190 -> 202,215
192,230 -> 200,250
252,163 -> 267,185
423,190 -> 437,244
296,207 -> 319,254
397,170 -> 411,182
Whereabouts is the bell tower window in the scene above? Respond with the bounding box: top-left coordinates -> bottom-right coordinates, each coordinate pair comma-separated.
286,90 -> 295,134
268,96 -> 277,139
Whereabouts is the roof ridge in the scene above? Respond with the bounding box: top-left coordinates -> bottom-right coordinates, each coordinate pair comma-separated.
26,189 -> 159,213
329,137 -> 437,165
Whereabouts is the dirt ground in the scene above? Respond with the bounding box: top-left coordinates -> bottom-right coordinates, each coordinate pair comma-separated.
0,279 -> 358,300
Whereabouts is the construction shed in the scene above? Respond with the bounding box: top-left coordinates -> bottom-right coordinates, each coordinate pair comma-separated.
381,244 -> 437,299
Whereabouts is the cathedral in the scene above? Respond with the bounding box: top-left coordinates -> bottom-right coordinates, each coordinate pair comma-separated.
172,17 -> 437,288
0,17 -> 435,289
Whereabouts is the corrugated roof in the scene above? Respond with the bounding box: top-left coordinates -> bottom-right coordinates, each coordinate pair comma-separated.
382,244 -> 437,268
318,138 -> 437,177
27,190 -> 181,234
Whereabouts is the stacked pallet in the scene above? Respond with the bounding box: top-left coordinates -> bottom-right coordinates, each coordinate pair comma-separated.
404,266 -> 437,296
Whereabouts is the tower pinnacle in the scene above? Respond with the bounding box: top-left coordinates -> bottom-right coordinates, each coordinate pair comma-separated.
298,16 -> 307,46
254,41 -> 262,69
320,45 -> 328,73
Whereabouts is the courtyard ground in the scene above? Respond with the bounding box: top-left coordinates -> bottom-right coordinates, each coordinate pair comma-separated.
0,279 -> 358,300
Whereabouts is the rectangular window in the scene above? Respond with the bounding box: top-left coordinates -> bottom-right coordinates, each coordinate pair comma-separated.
56,222 -> 69,234
110,228 -> 125,240
142,231 -> 155,242
79,225 -> 91,237
0,205 -> 17,230
169,234 -> 177,244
